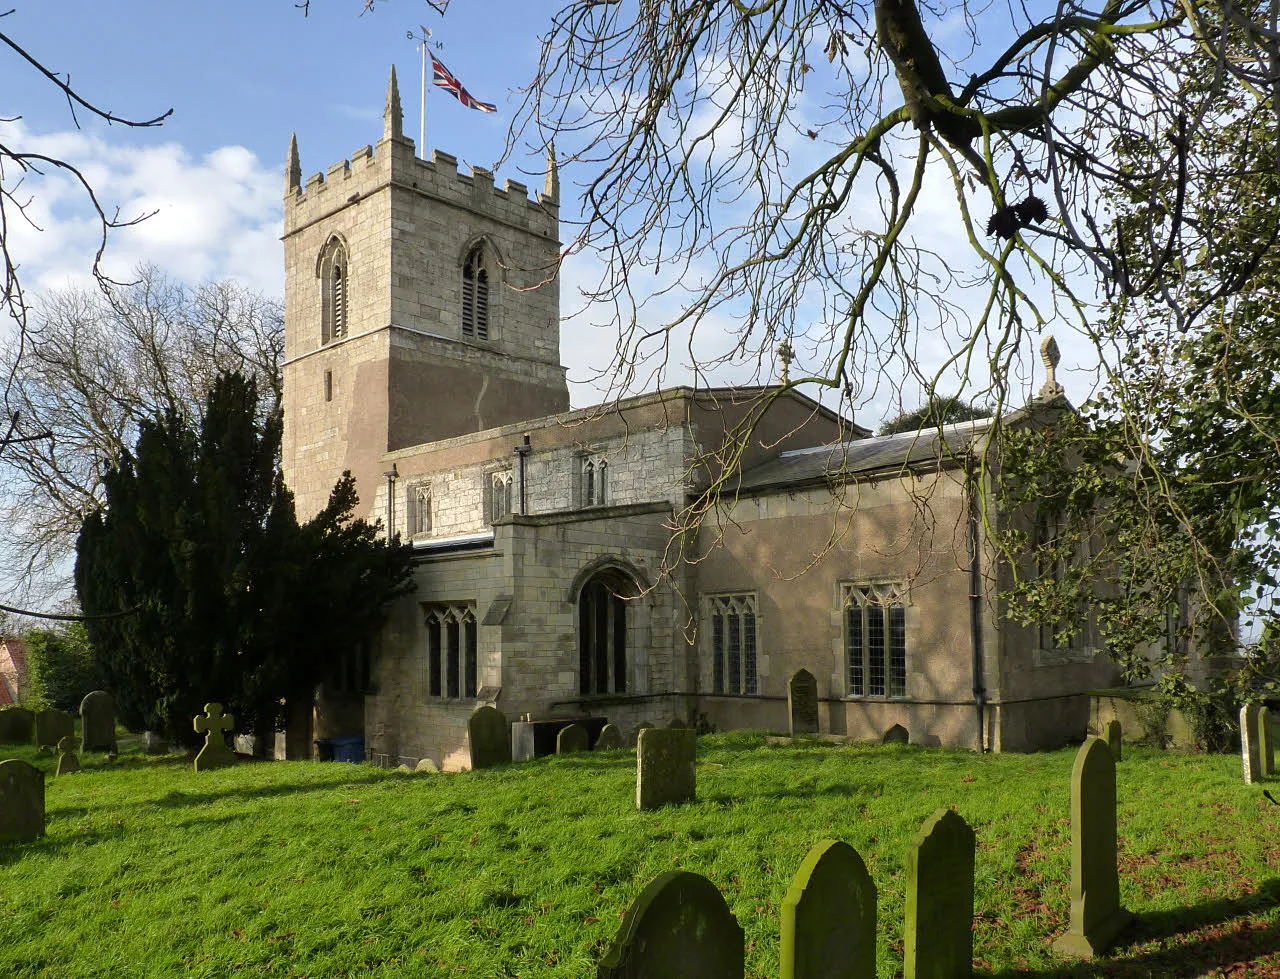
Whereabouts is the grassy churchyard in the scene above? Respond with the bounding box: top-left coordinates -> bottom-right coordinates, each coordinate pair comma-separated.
2,732 -> 1280,978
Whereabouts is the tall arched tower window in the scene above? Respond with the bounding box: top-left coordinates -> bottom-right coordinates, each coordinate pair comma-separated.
461,243 -> 489,341
318,236 -> 349,345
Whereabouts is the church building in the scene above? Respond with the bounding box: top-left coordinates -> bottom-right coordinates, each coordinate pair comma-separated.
281,70 -> 1128,769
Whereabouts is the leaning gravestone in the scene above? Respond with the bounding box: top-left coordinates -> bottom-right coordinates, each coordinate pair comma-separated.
1102,719 -> 1122,763
595,723 -> 624,751
1241,703 -> 1262,785
0,759 -> 45,843
788,669 -> 820,736
1053,737 -> 1133,958
1258,706 -> 1274,779
192,703 -> 236,773
905,808 -> 975,979
636,727 -> 696,810
598,870 -> 744,978
557,722 -> 589,754
80,690 -> 116,753
468,705 -> 511,769
56,736 -> 81,776
32,708 -> 74,749
781,839 -> 877,979
0,706 -> 34,744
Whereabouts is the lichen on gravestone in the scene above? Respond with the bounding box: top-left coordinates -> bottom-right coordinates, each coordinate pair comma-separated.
636,727 -> 696,811
556,722 -> 589,754
597,870 -> 744,978
192,703 -> 237,773
468,705 -> 511,769
1053,737 -> 1133,959
0,759 -> 45,843
780,839 -> 876,979
904,808 -> 975,979
56,736 -> 81,776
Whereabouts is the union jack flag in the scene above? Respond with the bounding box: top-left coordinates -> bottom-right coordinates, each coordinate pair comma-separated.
430,54 -> 497,113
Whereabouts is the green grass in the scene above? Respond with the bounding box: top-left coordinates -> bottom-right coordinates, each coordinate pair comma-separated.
2,733 -> 1279,978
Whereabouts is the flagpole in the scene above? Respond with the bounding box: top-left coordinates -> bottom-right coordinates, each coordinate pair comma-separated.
420,36 -> 427,157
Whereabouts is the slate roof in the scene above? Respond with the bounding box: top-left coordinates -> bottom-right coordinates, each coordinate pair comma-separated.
737,417 -> 995,493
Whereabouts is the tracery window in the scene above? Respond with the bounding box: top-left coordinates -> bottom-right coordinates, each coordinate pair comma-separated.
409,484 -> 432,537
489,470 -> 513,523
461,243 -> 489,340
707,594 -> 758,695
843,583 -> 907,698
582,455 -> 608,507
421,604 -> 477,700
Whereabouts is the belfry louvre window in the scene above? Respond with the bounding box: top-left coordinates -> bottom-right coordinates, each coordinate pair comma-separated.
708,594 -> 758,695
422,604 -> 477,700
319,236 -> 349,345
461,244 -> 489,340
843,583 -> 907,698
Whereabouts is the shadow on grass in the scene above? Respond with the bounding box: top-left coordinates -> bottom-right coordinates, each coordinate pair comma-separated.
0,813 -> 248,866
129,770 -> 394,812
986,879 -> 1280,978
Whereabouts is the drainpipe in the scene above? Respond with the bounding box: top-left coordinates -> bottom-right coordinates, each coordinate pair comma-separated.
382,463 -> 398,544
514,433 -> 531,515
967,459 -> 988,752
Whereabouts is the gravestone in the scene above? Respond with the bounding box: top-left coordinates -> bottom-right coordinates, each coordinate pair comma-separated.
557,722 -> 589,754
511,720 -> 536,762
1053,737 -> 1133,958
468,705 -> 511,769
0,706 -> 34,743
666,717 -> 688,729
56,736 -> 81,776
415,758 -> 439,773
636,727 -> 696,810
192,703 -> 236,773
595,723 -> 624,750
143,731 -> 168,755
33,708 -> 74,748
633,721 -> 654,746
598,870 -> 744,978
780,839 -> 876,979
905,808 -> 975,979
0,759 -> 45,843
1258,706 -> 1274,779
1102,719 -> 1122,763
1241,703 -> 1262,785
883,724 -> 910,744
80,690 -> 116,753
788,669 -> 820,736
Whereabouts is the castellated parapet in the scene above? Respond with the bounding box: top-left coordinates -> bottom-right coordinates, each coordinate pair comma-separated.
281,68 -> 569,523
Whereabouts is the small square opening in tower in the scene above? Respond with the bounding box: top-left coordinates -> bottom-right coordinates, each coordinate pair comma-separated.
324,370 -> 333,402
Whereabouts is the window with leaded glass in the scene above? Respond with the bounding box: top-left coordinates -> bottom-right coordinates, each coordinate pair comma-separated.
843,583 -> 907,698
707,594 -> 758,695
409,484 -> 431,537
490,470 -> 513,523
582,455 -> 608,507
421,604 -> 477,700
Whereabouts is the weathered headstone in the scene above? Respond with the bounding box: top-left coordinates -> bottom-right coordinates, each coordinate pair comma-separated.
511,720 -> 536,762
1241,703 -> 1262,785
557,722 -> 589,754
80,690 -> 116,753
905,808 -> 975,979
780,839 -> 877,979
56,736 -> 81,776
415,757 -> 439,773
32,708 -> 74,749
1053,737 -> 1133,958
883,724 -> 910,744
636,727 -> 696,810
595,723 -> 624,750
0,759 -> 45,842
0,706 -> 34,743
788,669 -> 820,736
1102,719 -> 1122,763
633,721 -> 654,746
192,703 -> 236,773
143,731 -> 168,755
468,705 -> 511,769
598,870 -> 744,978
1258,706 -> 1274,778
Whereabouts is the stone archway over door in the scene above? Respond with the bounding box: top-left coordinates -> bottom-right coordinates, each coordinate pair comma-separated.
579,574 -> 628,695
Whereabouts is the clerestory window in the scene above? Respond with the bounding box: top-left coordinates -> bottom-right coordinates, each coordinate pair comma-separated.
409,484 -> 432,537
582,455 -> 608,507
461,243 -> 489,341
489,470 -> 513,523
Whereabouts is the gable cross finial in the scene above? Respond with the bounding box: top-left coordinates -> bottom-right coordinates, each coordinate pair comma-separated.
776,338 -> 795,384
1038,335 -> 1065,400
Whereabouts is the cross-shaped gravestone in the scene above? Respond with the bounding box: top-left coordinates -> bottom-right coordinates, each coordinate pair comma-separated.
193,703 -> 236,773
56,736 -> 81,776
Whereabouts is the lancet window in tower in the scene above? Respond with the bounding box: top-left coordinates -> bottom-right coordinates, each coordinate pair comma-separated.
319,236 -> 350,345
461,243 -> 489,341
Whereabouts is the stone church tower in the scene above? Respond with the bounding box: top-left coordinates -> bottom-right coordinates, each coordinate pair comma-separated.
281,68 -> 569,519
